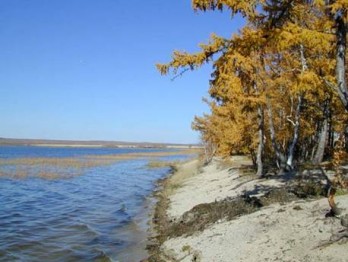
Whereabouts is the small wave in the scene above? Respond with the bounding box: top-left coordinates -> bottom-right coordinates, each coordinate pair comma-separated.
67,223 -> 99,236
68,223 -> 91,231
114,205 -> 130,219
88,235 -> 123,247
89,248 -> 113,262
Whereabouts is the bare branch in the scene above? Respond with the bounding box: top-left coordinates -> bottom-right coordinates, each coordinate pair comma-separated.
286,116 -> 296,126
170,68 -> 190,81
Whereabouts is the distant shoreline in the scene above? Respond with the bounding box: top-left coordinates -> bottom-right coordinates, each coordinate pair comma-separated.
32,144 -> 104,148
0,137 -> 201,149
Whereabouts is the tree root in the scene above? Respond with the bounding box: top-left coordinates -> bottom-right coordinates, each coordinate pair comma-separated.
316,229 -> 348,249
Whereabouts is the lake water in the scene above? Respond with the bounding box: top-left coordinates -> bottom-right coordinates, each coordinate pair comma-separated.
0,146 -> 191,261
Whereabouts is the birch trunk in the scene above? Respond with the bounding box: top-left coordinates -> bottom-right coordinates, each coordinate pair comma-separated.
266,97 -> 287,170
256,106 -> 264,177
312,119 -> 328,164
335,14 -> 348,111
286,95 -> 302,168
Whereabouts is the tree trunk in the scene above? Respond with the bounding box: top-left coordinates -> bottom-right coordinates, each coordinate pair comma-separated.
256,106 -> 264,177
286,95 -> 302,168
328,113 -> 334,154
202,137 -> 216,164
312,118 -> 328,165
266,97 -> 287,170
335,14 -> 348,111
344,124 -> 348,152
285,45 -> 305,168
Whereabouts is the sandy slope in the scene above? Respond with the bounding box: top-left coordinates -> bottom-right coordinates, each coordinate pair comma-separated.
160,157 -> 348,262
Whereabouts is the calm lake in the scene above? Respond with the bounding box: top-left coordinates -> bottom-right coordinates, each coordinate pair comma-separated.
0,146 -> 192,261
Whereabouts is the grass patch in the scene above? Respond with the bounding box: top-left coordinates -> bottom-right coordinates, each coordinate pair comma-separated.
147,160 -> 178,169
0,165 -> 82,179
335,188 -> 348,196
167,183 -> 182,191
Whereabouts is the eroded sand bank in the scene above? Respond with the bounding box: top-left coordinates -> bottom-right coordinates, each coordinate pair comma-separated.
149,156 -> 348,262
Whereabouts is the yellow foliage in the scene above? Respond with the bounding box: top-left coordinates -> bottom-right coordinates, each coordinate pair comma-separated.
191,0 -> 265,20
156,33 -> 227,75
330,0 -> 348,13
159,0 -> 347,166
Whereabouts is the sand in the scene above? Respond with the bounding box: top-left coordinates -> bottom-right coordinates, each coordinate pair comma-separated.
156,156 -> 348,262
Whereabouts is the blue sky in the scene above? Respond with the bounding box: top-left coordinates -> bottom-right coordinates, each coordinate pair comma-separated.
0,0 -> 243,144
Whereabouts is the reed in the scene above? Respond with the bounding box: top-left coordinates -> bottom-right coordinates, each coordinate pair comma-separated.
0,149 -> 200,179
147,160 -> 178,169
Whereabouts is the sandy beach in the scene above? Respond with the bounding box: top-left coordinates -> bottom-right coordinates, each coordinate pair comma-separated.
147,156 -> 348,261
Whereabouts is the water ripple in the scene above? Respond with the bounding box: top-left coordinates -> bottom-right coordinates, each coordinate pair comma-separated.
0,146 -> 191,261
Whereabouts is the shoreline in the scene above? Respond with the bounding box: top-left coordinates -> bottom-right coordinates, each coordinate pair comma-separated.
116,195 -> 155,261
0,138 -> 201,149
146,158 -> 202,261
146,156 -> 348,261
115,160 -> 196,262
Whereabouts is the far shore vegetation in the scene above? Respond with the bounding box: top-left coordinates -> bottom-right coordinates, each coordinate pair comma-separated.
0,149 -> 200,179
0,137 -> 201,149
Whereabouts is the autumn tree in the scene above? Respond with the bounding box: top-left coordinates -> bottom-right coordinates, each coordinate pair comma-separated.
158,0 -> 348,177
157,1 -> 348,243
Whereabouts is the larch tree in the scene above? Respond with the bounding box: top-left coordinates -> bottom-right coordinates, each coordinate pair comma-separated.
157,0 -> 348,242
157,0 -> 347,177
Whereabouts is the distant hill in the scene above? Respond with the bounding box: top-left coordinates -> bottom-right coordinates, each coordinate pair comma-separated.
0,137 -> 200,149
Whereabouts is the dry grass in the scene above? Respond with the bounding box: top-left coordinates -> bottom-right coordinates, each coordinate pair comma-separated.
146,159 -> 184,170
86,149 -> 200,161
164,159 -> 201,196
0,165 -> 82,179
147,160 -> 175,169
0,149 -> 199,179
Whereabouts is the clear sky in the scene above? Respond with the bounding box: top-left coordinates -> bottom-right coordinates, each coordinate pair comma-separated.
0,0 -> 243,144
